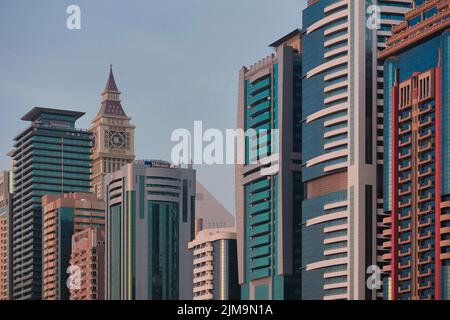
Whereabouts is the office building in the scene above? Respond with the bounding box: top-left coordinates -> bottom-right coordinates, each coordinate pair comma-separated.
379,0 -> 450,300
105,160 -> 196,300
42,193 -> 105,300
236,30 -> 303,300
70,227 -> 105,300
300,0 -> 412,300
196,181 -> 235,229
90,66 -> 135,199
10,107 -> 92,300
188,222 -> 240,300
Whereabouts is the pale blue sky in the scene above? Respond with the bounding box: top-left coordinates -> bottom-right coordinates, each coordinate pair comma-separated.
0,0 -> 306,213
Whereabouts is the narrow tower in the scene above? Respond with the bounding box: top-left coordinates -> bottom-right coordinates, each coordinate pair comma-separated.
90,66 -> 135,198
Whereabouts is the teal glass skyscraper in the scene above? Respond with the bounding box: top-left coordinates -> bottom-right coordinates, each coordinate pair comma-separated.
10,108 -> 92,300
235,30 -> 303,300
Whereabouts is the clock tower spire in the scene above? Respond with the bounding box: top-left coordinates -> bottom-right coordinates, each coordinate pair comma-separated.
90,66 -> 136,199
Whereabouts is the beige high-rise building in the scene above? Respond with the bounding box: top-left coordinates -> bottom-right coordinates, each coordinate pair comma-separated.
90,66 -> 135,199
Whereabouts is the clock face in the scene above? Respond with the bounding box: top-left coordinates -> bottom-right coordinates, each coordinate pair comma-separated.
112,133 -> 124,147
105,130 -> 129,150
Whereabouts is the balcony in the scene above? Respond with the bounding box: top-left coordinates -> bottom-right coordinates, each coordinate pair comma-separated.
399,273 -> 411,282
399,236 -> 412,245
418,180 -> 433,191
399,136 -> 412,147
382,240 -> 392,250
398,247 -> 412,257
418,141 -> 432,153
398,162 -> 412,172
399,186 -> 412,196
418,167 -> 433,178
399,173 -> 412,183
398,261 -> 411,270
418,193 -> 433,203
418,154 -> 432,166
418,268 -> 432,278
418,243 -> 432,253
419,117 -> 433,128
418,130 -> 433,141
419,104 -> 434,115
399,113 -> 412,124
398,285 -> 411,294
441,226 -> 450,235
398,199 -> 412,209
399,223 -> 411,233
399,126 -> 412,135
419,205 -> 432,216
418,231 -> 433,241
418,281 -> 432,291
418,217 -> 432,228
399,150 -> 412,160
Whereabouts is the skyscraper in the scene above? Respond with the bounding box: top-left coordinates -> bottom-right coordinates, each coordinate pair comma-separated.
105,160 -> 196,300
300,0 -> 412,300
70,227 -> 106,300
188,222 -> 240,300
90,66 -> 136,199
0,171 -> 12,300
379,0 -> 450,300
10,107 -> 92,300
42,193 -> 105,300
235,30 -> 303,300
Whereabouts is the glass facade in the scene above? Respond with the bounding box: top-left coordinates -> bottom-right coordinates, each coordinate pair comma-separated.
148,201 -> 179,300
301,0 -> 350,300
106,161 -> 195,300
238,33 -> 302,300
11,108 -> 91,300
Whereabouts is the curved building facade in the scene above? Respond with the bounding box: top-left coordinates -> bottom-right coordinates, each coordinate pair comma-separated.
301,0 -> 412,300
105,160 -> 196,300
188,225 -> 240,300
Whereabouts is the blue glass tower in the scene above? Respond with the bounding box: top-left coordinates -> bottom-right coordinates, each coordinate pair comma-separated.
301,0 -> 412,300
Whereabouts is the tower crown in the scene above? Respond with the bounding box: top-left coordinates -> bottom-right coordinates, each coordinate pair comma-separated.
96,65 -> 128,119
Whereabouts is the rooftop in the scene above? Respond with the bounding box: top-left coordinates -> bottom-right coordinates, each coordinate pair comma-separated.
21,107 -> 85,122
269,29 -> 301,48
379,0 -> 450,59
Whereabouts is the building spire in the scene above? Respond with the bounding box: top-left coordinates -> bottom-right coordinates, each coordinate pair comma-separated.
95,65 -> 128,119
104,64 -> 120,93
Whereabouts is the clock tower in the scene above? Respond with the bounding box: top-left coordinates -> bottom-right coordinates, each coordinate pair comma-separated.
90,65 -> 135,199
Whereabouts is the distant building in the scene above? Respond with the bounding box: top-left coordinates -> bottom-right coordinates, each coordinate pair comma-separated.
189,221 -> 240,300
105,160 -> 196,300
70,227 -> 105,300
196,181 -> 235,229
10,107 -> 92,300
90,66 -> 135,199
0,171 -> 12,300
42,193 -> 105,300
